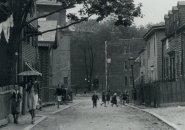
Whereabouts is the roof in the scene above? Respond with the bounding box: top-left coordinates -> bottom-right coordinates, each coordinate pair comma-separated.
178,1 -> 185,6
143,25 -> 165,40
36,0 -> 62,6
168,10 -> 173,15
38,20 -> 58,42
172,6 -> 178,11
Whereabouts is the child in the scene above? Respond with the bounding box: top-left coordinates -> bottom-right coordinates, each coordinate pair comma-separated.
111,93 -> 118,107
92,91 -> 99,108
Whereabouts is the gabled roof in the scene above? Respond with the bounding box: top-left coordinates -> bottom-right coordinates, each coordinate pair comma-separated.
38,20 -> 58,42
143,25 -> 165,40
36,0 -> 62,6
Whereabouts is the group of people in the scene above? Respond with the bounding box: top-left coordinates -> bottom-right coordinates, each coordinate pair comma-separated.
92,91 -> 119,108
11,78 -> 40,124
55,84 -> 68,108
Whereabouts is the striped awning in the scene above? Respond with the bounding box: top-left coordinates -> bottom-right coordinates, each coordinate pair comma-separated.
18,62 -> 42,76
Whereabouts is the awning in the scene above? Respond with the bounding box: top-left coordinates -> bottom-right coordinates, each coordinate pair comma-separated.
18,70 -> 42,76
18,62 -> 42,76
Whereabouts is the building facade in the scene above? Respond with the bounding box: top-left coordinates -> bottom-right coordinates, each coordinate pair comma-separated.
36,0 -> 71,101
143,25 -> 165,83
107,38 -> 146,93
162,2 -> 185,81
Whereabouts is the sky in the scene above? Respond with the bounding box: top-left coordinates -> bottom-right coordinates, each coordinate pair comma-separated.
133,0 -> 181,26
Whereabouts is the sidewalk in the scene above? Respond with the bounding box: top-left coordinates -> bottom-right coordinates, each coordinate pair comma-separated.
1,98 -> 82,130
126,104 -> 185,130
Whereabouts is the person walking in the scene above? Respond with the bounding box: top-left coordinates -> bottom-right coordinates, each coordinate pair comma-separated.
55,84 -> 62,108
92,91 -> 99,108
11,85 -> 22,124
122,91 -> 127,105
27,79 -> 40,124
61,87 -> 68,105
106,91 -> 111,104
111,93 -> 118,107
100,91 -> 107,107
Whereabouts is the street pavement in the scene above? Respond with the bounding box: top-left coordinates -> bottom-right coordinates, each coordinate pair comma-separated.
32,98 -> 174,130
143,106 -> 185,130
0,99 -> 81,130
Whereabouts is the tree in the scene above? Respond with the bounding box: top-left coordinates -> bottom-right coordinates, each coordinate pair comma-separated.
0,0 -> 142,36
79,36 -> 95,91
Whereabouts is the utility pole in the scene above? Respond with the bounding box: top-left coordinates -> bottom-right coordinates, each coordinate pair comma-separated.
105,41 -> 108,91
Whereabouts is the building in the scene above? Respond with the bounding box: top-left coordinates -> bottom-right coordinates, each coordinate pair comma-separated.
107,38 -> 146,93
0,1 -> 39,125
143,25 -> 165,83
36,0 -> 71,101
162,3 -> 185,81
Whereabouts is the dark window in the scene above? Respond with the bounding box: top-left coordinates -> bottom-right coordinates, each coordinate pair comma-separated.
125,76 -> 128,86
124,61 -> 128,70
64,77 -> 68,85
169,52 -> 175,81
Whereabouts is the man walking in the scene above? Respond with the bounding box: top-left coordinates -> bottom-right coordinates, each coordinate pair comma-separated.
106,90 -> 111,104
92,91 -> 99,108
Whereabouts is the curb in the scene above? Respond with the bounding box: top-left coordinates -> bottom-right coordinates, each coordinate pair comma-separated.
23,115 -> 47,130
126,104 -> 181,130
50,102 -> 81,114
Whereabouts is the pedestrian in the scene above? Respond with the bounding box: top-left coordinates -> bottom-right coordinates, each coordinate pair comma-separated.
11,85 -> 22,124
122,91 -> 127,105
111,93 -> 118,107
27,79 -> 40,124
126,91 -> 129,103
106,90 -> 111,104
55,84 -> 62,108
100,91 -> 107,107
61,86 -> 68,105
92,91 -> 99,108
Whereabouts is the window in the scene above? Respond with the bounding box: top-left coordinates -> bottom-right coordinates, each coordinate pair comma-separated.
125,76 -> 128,86
154,36 -> 156,55
124,61 -> 128,70
166,39 -> 169,49
129,76 -> 132,85
148,42 -> 150,58
169,51 -> 175,81
63,77 -> 68,85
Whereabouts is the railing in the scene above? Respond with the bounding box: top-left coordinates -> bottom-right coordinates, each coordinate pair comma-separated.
0,85 -> 14,126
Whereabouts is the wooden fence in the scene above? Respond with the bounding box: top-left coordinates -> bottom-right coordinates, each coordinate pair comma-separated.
136,79 -> 185,107
0,85 -> 14,126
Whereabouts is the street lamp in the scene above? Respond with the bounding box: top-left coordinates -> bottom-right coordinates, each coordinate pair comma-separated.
128,57 -> 135,89
128,57 -> 136,101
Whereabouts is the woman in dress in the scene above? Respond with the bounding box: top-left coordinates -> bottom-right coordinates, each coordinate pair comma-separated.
27,79 -> 40,124
11,86 -> 22,124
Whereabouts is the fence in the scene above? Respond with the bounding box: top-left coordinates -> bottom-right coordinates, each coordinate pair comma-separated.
0,85 -> 14,126
136,79 -> 185,107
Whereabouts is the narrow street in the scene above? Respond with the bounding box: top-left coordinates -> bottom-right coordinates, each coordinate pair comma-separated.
32,98 -> 174,130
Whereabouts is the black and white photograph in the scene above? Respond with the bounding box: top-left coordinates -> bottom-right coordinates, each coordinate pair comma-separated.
0,0 -> 185,130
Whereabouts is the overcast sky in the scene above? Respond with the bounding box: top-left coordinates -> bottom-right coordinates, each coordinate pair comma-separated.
134,0 -> 180,26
